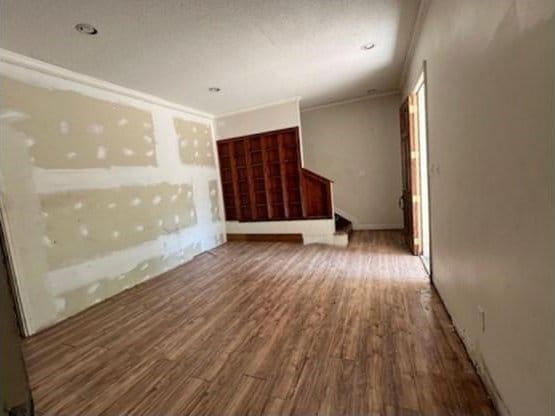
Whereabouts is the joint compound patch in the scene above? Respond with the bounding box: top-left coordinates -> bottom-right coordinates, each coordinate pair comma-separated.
173,118 -> 215,166
208,179 -> 221,222
56,248 -> 196,319
39,183 -> 196,269
1,76 -> 156,168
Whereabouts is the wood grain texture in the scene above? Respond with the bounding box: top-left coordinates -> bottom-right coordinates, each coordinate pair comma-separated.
217,127 -> 333,222
301,168 -> 333,218
23,231 -> 496,416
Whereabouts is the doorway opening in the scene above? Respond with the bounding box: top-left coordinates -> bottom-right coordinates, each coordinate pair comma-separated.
399,67 -> 431,274
413,70 -> 431,273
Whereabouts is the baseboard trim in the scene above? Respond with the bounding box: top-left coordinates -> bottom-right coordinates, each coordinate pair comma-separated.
226,233 -> 303,243
353,223 -> 403,230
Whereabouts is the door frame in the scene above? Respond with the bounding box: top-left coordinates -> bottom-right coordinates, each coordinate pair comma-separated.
399,93 -> 421,255
411,62 -> 433,277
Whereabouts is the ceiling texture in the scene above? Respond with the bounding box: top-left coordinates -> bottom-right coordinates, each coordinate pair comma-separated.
1,0 -> 420,115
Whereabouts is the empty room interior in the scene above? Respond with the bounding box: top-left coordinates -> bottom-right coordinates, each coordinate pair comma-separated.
0,1 -> 553,415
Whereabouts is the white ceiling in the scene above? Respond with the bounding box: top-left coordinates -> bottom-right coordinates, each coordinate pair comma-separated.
1,0 -> 420,115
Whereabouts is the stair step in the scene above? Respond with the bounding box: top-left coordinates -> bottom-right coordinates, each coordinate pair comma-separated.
334,213 -> 353,235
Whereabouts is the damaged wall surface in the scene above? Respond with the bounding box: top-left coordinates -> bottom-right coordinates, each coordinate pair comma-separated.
0,52 -> 225,335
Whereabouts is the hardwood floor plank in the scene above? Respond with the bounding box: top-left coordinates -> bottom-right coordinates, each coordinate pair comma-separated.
23,231 -> 497,415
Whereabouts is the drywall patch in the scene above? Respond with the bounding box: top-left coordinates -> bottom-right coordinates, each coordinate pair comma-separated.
1,76 -> 156,168
40,183 -> 197,269
173,118 -> 215,166
58,246 -> 198,319
208,179 -> 221,222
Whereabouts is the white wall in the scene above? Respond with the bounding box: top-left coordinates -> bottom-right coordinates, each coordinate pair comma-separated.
214,96 -> 306,170
301,95 -> 403,229
0,51 -> 225,335
403,1 -> 554,415
214,98 -> 301,140
226,219 -> 335,243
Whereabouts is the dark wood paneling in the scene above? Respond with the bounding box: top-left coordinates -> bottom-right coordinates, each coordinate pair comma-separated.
217,127 -> 333,222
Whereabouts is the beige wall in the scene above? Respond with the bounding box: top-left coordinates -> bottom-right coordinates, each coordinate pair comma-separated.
0,52 -> 225,335
301,95 -> 403,229
403,1 -> 554,415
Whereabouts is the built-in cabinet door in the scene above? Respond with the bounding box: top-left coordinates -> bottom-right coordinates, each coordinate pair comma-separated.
277,131 -> 303,218
399,95 -> 422,255
217,141 -> 238,220
262,132 -> 286,219
217,127 -> 305,222
231,140 -> 252,220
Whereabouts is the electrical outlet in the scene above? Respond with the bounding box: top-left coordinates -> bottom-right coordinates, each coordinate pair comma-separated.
478,306 -> 486,333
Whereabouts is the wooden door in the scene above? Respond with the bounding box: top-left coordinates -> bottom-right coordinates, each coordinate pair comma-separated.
399,95 -> 422,255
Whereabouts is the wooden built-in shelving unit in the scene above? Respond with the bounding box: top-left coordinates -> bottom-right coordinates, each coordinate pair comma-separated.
217,127 -> 332,222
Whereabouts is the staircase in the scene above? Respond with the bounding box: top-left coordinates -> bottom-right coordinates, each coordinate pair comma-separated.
218,126 -> 352,247
333,213 -> 353,246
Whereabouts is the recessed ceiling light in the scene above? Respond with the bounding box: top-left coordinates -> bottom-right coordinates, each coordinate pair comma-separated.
75,23 -> 98,35
208,87 -> 221,92
361,42 -> 375,50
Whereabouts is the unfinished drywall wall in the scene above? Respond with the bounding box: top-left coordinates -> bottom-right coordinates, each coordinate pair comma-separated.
402,1 -> 554,415
40,183 -> 196,269
0,52 -> 225,335
301,95 -> 403,229
2,77 -> 156,168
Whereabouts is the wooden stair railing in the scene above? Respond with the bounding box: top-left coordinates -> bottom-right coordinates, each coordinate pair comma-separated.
301,168 -> 333,219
